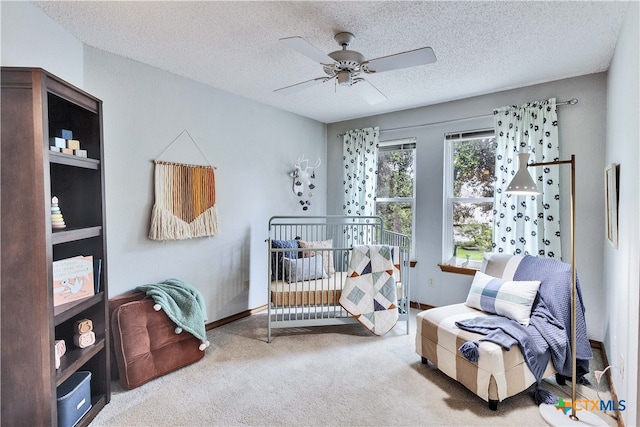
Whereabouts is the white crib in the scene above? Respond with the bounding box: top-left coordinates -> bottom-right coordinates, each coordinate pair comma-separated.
267,215 -> 410,342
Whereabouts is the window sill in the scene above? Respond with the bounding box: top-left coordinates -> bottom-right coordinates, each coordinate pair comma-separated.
438,264 -> 478,276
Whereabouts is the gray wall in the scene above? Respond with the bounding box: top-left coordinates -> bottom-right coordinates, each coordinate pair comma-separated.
1,2 -> 328,322
83,48 -> 327,320
0,1 -> 84,87
604,2 -> 639,425
327,74 -> 609,341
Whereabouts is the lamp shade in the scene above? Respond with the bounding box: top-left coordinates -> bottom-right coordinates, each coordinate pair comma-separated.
505,153 -> 541,195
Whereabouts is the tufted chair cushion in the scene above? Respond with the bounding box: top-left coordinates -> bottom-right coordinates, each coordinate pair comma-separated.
109,292 -> 204,389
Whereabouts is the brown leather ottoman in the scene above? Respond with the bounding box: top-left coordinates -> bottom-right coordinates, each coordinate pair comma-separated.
109,292 -> 204,389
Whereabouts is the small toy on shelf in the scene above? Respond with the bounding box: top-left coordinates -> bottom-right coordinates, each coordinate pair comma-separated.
54,339 -> 66,369
73,318 -> 95,349
51,196 -> 66,230
74,319 -> 93,335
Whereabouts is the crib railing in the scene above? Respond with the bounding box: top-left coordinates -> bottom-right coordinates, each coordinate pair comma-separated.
267,215 -> 411,342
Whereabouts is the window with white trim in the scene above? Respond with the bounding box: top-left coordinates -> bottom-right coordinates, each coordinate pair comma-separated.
443,130 -> 495,268
376,138 -> 416,255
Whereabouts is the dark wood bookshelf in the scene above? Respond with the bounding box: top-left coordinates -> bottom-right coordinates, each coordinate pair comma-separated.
1,67 -> 110,426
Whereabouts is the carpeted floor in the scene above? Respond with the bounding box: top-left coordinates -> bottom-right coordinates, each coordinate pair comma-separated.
91,309 -> 618,426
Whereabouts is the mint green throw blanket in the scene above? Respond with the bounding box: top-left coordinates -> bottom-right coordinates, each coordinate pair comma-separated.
136,279 -> 207,344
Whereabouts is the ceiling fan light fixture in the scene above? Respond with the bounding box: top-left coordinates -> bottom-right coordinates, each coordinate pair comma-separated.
328,50 -> 365,65
336,70 -> 352,86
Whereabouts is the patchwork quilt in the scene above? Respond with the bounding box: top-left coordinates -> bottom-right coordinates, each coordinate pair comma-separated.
339,245 -> 399,335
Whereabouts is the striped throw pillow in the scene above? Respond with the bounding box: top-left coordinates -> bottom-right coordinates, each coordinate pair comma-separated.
465,271 -> 541,326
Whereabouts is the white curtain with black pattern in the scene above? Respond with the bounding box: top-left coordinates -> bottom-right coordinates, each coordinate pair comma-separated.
492,98 -> 562,258
342,127 -> 379,217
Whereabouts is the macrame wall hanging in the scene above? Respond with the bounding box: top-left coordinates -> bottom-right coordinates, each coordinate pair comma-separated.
149,130 -> 219,240
290,154 -> 320,211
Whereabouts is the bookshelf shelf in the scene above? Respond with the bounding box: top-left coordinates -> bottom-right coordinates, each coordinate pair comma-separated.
50,151 -> 100,169
55,338 -> 105,386
52,226 -> 103,245
54,292 -> 105,325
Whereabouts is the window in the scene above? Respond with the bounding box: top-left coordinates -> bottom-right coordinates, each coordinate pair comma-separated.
376,138 -> 416,253
443,130 -> 495,268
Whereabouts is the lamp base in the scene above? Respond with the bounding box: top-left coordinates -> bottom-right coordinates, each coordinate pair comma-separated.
539,403 -> 609,426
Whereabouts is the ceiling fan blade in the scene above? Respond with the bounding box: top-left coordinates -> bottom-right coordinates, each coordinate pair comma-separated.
352,79 -> 387,105
280,36 -> 335,64
274,77 -> 329,95
363,47 -> 436,73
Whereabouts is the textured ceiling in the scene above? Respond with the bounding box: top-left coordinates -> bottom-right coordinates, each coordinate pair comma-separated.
32,1 -> 629,123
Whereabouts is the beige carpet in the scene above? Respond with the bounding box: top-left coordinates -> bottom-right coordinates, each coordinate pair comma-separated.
91,309 -> 618,426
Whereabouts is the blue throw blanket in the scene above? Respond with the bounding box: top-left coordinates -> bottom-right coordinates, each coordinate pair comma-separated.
456,255 -> 592,403
457,316 -> 550,380
136,278 -> 208,344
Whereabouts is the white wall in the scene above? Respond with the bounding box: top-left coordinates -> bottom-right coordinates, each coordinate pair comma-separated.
604,2 -> 639,425
327,74 -> 609,341
0,1 -> 83,87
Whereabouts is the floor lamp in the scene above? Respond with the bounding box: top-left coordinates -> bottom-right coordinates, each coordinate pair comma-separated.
506,153 -> 606,426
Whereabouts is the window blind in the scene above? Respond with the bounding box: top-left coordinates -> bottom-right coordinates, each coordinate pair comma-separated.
445,129 -> 494,141
379,137 -> 417,151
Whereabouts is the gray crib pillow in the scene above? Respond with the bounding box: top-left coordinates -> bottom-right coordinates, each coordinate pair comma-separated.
298,239 -> 335,276
282,255 -> 328,283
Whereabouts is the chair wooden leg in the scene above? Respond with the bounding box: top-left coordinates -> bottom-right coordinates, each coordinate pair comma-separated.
488,400 -> 498,411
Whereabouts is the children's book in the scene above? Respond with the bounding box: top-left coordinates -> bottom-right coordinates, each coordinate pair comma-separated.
53,255 -> 94,306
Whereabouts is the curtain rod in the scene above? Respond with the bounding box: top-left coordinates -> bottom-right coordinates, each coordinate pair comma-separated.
336,98 -> 578,138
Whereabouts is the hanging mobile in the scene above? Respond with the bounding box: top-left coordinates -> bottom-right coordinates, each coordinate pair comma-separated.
290,155 -> 321,211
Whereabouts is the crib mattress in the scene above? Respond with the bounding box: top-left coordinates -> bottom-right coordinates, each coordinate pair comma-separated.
416,303 -> 554,402
270,272 -> 403,307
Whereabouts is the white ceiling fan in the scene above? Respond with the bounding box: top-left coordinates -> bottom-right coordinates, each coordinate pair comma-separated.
274,32 -> 437,104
